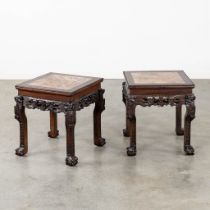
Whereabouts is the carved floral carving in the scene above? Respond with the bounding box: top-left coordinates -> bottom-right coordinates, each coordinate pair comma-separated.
122,82 -> 195,107
14,90 -> 103,114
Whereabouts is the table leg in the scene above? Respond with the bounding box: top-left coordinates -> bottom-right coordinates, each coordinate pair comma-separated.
65,111 -> 78,166
127,100 -> 136,156
176,104 -> 184,136
184,103 -> 195,155
15,96 -> 28,156
93,89 -> 106,146
48,111 -> 59,138
122,92 -> 130,137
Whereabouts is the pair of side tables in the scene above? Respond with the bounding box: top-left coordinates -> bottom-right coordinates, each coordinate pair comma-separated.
14,71 -> 196,166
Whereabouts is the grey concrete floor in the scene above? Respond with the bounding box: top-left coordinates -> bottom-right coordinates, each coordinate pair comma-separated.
0,79 -> 210,210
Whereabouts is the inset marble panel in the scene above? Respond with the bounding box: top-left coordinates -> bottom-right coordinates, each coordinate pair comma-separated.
29,73 -> 91,90
131,72 -> 185,85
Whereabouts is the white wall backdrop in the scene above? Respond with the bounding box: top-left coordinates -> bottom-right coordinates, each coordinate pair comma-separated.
0,0 -> 209,79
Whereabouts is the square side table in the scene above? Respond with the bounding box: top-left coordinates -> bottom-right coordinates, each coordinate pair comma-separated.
122,71 -> 196,156
15,72 -> 106,166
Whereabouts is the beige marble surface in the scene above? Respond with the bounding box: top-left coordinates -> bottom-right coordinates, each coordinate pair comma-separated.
131,72 -> 185,84
29,73 -> 91,90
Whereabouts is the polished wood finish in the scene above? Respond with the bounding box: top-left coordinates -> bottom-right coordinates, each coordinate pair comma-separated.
16,72 -> 103,102
65,111 -> 78,166
15,97 -> 28,156
122,93 -> 130,137
123,71 -> 196,156
15,73 -> 106,166
48,111 -> 59,138
184,104 -> 196,154
126,100 -> 136,156
176,105 -> 184,135
93,89 -> 106,146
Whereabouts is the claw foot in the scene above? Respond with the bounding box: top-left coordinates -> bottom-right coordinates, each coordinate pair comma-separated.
127,146 -> 136,156
184,145 -> 194,155
123,129 -> 130,137
95,138 -> 106,147
15,147 -> 27,156
65,156 -> 78,166
48,130 -> 59,138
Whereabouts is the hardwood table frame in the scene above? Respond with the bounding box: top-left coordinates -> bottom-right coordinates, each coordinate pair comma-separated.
14,73 -> 106,166
122,71 -> 196,156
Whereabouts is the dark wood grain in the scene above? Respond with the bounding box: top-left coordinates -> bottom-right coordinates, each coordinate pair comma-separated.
93,89 -> 106,147
122,92 -> 130,137
14,73 -> 105,166
65,111 -> 78,166
184,103 -> 196,155
176,105 -> 184,136
14,96 -> 28,156
48,111 -> 59,138
122,71 -> 196,156
126,99 -> 136,156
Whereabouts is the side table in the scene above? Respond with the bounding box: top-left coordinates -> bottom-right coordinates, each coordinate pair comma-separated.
122,71 -> 196,156
15,72 -> 106,166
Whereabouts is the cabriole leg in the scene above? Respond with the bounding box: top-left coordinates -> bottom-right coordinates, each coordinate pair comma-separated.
184,104 -> 195,155
15,96 -> 28,156
127,100 -> 136,156
122,82 -> 130,137
123,101 -> 130,137
93,89 -> 106,146
176,104 -> 184,136
65,111 -> 78,166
